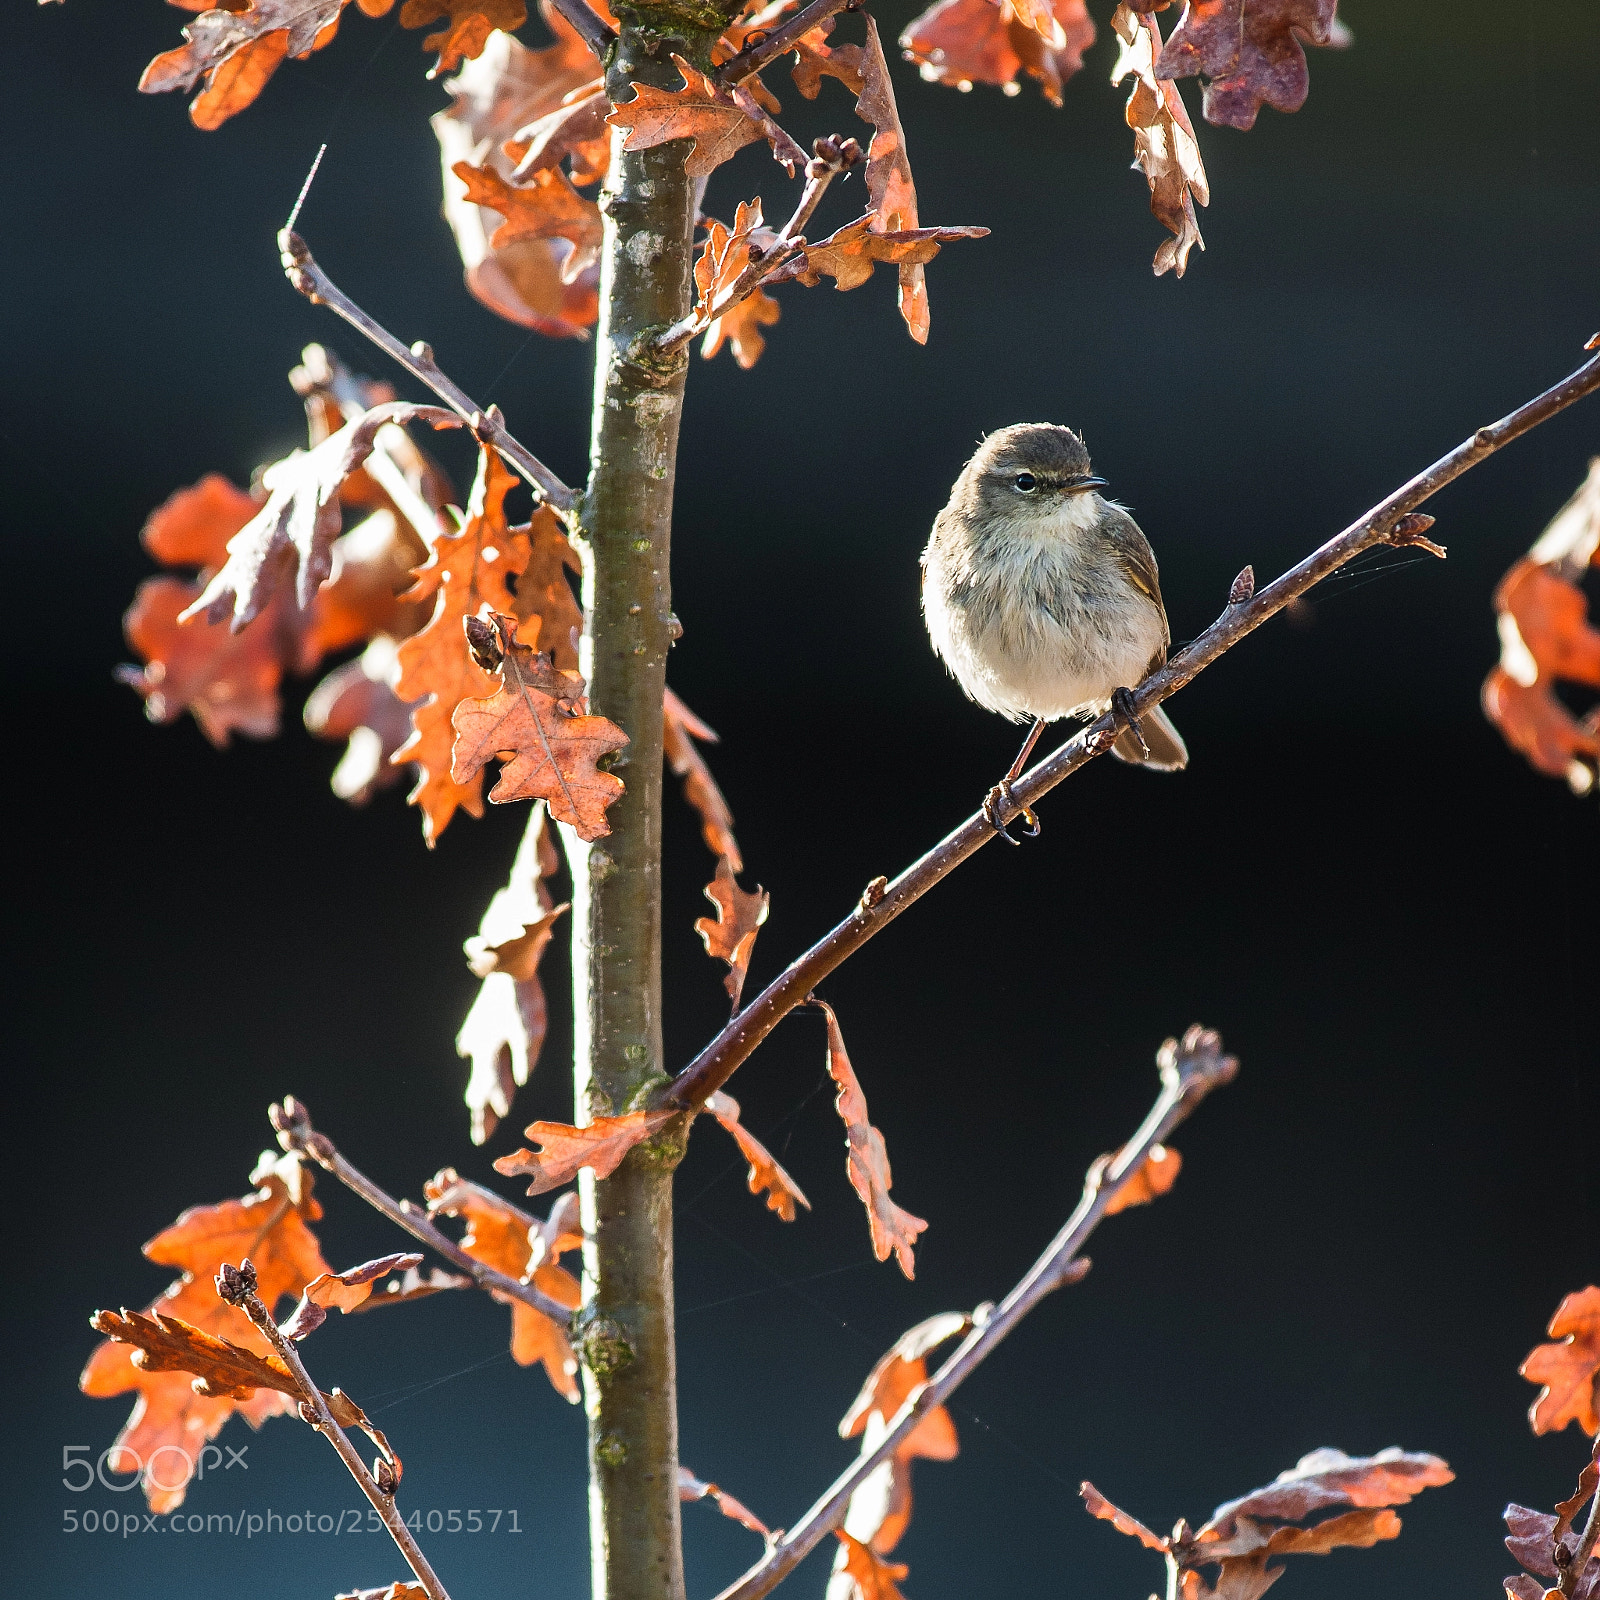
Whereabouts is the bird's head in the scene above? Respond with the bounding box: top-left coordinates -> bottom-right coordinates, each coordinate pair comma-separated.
965,423 -> 1108,517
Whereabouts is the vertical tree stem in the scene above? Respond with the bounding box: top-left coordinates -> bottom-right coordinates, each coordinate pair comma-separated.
569,20 -> 714,1600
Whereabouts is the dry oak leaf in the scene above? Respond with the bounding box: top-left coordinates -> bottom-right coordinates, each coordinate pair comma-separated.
424,1171 -> 581,1398
705,287 -> 782,368
510,504 -> 585,672
695,856 -> 770,1010
1503,1471 -> 1600,1600
900,0 -> 1095,104
783,214 -> 989,296
691,199 -> 781,369
140,0 -> 394,129
459,802 -> 565,1142
303,636 -> 418,806
834,1531 -> 910,1600
80,1157 -> 332,1511
450,611 -> 629,840
303,508 -> 438,663
1111,5 -> 1209,277
664,688 -> 742,867
183,402 -> 459,632
393,442 -> 531,844
679,1466 -> 773,1537
1130,0 -> 1344,131
337,1586 -> 430,1600
278,1252 -> 424,1341
1521,1287 -> 1600,1436
509,88 -> 612,184
494,1110 -> 674,1194
816,1000 -> 927,1278
1098,1140 -> 1182,1214
704,1090 -> 811,1221
453,160 -> 603,281
352,1264 -> 475,1309
401,0 -> 526,76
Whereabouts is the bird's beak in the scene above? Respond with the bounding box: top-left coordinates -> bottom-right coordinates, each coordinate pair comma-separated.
1067,475 -> 1109,494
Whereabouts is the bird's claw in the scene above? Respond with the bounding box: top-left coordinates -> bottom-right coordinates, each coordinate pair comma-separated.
1110,687 -> 1150,759
983,782 -> 1040,845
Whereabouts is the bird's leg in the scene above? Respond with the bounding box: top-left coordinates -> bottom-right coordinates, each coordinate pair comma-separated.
1109,687 -> 1151,759
983,717 -> 1046,845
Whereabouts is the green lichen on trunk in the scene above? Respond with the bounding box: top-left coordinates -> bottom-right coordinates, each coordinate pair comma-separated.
569,18 -> 719,1600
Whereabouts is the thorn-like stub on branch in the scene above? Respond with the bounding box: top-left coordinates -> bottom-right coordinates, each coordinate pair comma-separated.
1475,425 -> 1496,447
1385,511 -> 1447,558
1586,332 -> 1600,351
1052,1256 -> 1091,1288
463,613 -> 506,673
1158,1025 -> 1240,1096
374,1457 -> 397,1496
215,1259 -> 258,1305
298,1399 -> 319,1426
1228,565 -> 1255,605
410,340 -> 434,364
859,875 -> 888,911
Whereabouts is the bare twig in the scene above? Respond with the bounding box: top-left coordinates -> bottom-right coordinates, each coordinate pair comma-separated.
546,0 -> 616,60
277,230 -> 576,513
654,136 -> 862,357
270,1097 -> 574,1326
662,340 -> 1600,1115
714,0 -> 859,88
711,1025 -> 1239,1600
219,1260 -> 454,1600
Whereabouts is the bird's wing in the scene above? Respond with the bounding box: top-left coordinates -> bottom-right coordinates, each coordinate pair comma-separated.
1099,506 -> 1169,645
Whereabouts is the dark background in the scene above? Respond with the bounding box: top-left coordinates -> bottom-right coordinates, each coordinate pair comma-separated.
4,2 -> 1597,1597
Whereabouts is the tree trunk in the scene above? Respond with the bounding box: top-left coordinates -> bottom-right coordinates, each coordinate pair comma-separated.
568,20 -> 714,1600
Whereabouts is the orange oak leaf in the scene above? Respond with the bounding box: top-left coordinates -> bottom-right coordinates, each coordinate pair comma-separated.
302,509 -> 437,663
695,857 -> 770,1010
900,0 -> 1095,105
705,287 -> 782,368
782,214 -> 988,296
835,1531 -> 909,1600
704,1090 -> 810,1221
278,1253 -> 424,1341
337,1586 -> 430,1600
459,803 -> 566,1142
183,403 -> 459,630
1129,0 -> 1345,131
835,1313 -> 967,1557
815,1000 -> 927,1278
1111,5 -> 1209,277
81,1156 -> 332,1510
450,612 -> 629,840
424,1172 -> 582,1398
400,0 -> 527,75
1521,1287 -> 1600,1436
303,638 -> 418,806
679,1466 -> 773,1537
493,1111 -> 674,1194
453,161 -> 603,281
691,198 -> 785,367
509,88 -> 611,184
348,1264 -> 474,1309
1099,1141 -> 1183,1214
663,689 -> 742,867
393,442 -> 531,844
510,504 -> 584,670
1504,1488 -> 1600,1600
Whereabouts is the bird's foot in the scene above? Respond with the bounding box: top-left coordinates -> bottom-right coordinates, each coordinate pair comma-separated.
1110,687 -> 1150,759
983,782 -> 1040,846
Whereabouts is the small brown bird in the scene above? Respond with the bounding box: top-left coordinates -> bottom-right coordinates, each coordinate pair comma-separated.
921,423 -> 1187,841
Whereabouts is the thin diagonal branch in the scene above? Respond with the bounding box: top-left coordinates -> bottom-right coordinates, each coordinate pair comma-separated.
653,135 -> 862,358
547,0 -> 616,60
220,1261 -> 453,1600
270,1097 -> 574,1326
714,0 -> 859,88
711,1025 -> 1239,1600
661,339 -> 1600,1116
278,229 -> 576,513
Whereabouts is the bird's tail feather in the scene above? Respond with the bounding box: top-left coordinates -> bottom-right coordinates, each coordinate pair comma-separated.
1112,703 -> 1188,771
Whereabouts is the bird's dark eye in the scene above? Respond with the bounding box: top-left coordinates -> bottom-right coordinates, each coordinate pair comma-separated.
1014,473 -> 1037,492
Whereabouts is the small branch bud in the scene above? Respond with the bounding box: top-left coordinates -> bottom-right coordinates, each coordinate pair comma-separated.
215,1260 -> 257,1305
1227,566 -> 1255,605
1385,511 -> 1447,558
463,614 -> 506,673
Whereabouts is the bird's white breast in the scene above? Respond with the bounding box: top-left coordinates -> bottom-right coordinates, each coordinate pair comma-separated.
922,495 -> 1166,723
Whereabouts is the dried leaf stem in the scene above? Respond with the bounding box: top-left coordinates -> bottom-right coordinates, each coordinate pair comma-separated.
654,135 -> 861,357
711,1025 -> 1239,1600
663,340 -> 1600,1116
1563,1433 -> 1600,1599
221,1264 -> 454,1600
270,1098 -> 574,1326
547,0 -> 617,61
714,0 -> 860,87
277,229 -> 576,512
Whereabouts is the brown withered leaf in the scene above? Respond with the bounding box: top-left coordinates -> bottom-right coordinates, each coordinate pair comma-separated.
139,0 -> 395,129
835,1313 -> 966,1556
451,612 -> 629,840
1110,5 -> 1209,277
337,1585 -> 430,1600
401,0 -> 527,76
1130,0 -> 1343,131
510,504 -> 584,670
142,472 -> 263,568
695,857 -> 769,1010
816,1000 -> 927,1278
394,443 -> 531,844
1099,1141 -> 1182,1214
459,803 -> 565,1142
705,288 -> 782,368
279,1253 -> 424,1341
351,1265 -> 474,1309
663,689 -> 742,867
834,1531 -> 909,1600
1521,1287 -> 1600,1436
183,403 -> 458,631
691,199 -> 781,368
303,637 -> 418,806
454,161 -> 603,281
679,1466 -> 773,1537
494,1111 -> 674,1194
424,1171 -> 581,1398
782,214 -> 989,297
303,508 -> 437,662
704,1090 -> 811,1221
509,88 -> 611,183
81,1156 -> 331,1510
900,0 -> 1095,104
